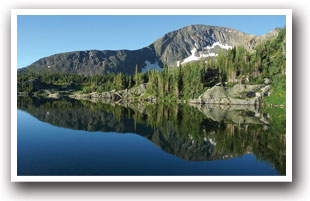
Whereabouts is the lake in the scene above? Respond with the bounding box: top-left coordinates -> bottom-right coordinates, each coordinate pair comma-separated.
17,97 -> 286,176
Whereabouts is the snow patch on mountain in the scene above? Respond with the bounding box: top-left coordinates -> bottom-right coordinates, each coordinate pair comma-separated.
175,41 -> 233,66
201,52 -> 218,57
205,41 -> 232,50
194,42 -> 198,48
181,49 -> 201,64
142,60 -> 162,72
177,49 -> 218,66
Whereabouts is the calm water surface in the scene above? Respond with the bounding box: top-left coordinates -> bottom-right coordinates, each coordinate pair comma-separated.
17,97 -> 286,176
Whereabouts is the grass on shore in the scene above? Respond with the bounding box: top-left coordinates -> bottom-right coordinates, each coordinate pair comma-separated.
264,74 -> 286,106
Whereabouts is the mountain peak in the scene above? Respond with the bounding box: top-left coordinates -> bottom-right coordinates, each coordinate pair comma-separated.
21,25 -> 281,75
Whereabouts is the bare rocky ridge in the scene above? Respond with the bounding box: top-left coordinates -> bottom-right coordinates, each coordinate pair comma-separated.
19,25 -> 280,75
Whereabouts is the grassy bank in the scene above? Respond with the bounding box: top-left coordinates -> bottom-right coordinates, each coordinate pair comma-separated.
264,74 -> 286,106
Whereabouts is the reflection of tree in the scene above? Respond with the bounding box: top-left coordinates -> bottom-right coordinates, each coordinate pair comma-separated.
18,97 -> 286,175
214,122 -> 286,175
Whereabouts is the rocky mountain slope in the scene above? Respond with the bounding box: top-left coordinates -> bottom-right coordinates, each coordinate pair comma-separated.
19,25 -> 280,75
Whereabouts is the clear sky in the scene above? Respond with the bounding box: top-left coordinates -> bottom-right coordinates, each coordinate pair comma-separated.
17,15 -> 286,68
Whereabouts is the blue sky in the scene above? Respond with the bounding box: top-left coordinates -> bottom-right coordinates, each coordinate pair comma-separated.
17,15 -> 286,68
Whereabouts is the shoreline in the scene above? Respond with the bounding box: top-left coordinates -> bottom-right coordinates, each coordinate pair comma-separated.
17,92 -> 286,108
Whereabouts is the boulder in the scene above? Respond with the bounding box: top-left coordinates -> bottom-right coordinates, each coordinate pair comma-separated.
128,84 -> 148,96
264,78 -> 271,85
190,84 -> 271,106
226,84 -> 262,98
193,86 -> 230,104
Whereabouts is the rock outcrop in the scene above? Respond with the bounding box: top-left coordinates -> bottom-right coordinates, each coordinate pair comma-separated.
189,84 -> 271,106
69,83 -> 152,102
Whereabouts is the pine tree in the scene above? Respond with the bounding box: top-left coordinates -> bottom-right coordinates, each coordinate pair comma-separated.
135,64 -> 139,85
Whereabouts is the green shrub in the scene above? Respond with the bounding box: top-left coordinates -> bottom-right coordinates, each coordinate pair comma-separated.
81,86 -> 92,94
265,74 -> 286,105
96,86 -> 104,93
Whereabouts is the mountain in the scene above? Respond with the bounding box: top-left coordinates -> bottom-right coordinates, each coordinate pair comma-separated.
19,25 -> 280,75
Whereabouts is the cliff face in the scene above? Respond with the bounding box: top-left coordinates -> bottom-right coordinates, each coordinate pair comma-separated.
20,25 -> 280,75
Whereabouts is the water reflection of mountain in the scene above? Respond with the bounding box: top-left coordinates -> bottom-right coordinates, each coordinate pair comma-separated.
17,97 -> 286,175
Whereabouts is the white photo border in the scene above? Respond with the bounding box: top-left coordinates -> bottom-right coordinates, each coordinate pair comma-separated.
11,9 -> 292,182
